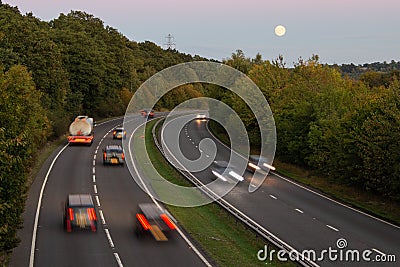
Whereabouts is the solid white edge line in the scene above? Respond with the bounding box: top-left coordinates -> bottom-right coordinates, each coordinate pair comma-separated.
114,253 -> 124,267
205,121 -> 400,230
29,143 -> 69,267
104,229 -> 115,248
128,119 -> 212,267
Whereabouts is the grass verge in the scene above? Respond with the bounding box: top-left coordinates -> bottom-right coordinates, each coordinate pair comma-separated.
139,119 -> 294,267
208,121 -> 400,226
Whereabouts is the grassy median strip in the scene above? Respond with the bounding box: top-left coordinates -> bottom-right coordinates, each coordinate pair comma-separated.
137,119 -> 294,267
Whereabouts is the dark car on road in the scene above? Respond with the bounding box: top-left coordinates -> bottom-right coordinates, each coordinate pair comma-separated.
113,127 -> 126,139
103,145 -> 125,165
64,194 -> 97,232
135,203 -> 176,241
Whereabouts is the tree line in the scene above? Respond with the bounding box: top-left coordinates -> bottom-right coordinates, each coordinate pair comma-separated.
214,51 -> 400,202
1,2 -> 399,260
0,3 -> 205,257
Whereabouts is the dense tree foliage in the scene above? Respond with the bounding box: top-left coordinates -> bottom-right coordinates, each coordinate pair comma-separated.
220,52 -> 400,201
0,3 -> 205,256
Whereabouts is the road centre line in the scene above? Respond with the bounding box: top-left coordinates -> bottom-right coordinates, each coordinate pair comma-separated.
104,229 -> 115,248
372,248 -> 385,255
99,210 -> 106,225
205,121 -> 400,230
326,224 -> 339,232
295,208 -> 304,214
95,195 -> 101,207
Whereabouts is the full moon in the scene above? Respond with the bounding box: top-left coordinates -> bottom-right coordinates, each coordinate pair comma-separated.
274,25 -> 286,37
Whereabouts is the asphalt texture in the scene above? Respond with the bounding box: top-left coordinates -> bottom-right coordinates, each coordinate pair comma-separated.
10,116 -> 208,267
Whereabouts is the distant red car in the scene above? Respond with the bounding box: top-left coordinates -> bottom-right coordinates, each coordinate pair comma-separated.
140,109 -> 154,118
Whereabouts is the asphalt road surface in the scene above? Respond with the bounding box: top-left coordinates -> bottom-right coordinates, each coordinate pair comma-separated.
10,115 -> 209,267
160,114 -> 400,267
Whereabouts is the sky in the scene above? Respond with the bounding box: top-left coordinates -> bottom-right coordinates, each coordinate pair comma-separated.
3,0 -> 400,65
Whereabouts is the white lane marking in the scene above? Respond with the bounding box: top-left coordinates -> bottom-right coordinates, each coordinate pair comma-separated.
104,229 -> 115,248
205,154 -> 210,158
99,210 -> 106,225
128,119 -> 212,267
95,195 -> 101,207
205,121 -> 400,231
92,167 -> 95,174
93,185 -> 97,194
269,195 -> 277,199
92,175 -> 96,183
372,248 -> 385,255
295,208 -> 304,214
93,160 -> 96,166
94,154 -> 96,160
326,224 -> 339,232
114,253 -> 123,267
95,149 -> 98,154
29,144 -> 69,267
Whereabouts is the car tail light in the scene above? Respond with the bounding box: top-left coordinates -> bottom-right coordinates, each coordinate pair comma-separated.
103,152 -> 107,159
121,153 -> 125,160
87,208 -> 97,221
136,213 -> 150,230
68,208 -> 74,221
160,214 -> 176,230
113,131 -> 116,135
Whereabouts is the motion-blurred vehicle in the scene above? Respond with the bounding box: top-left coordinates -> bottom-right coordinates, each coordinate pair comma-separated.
64,194 -> 97,232
140,109 -> 154,118
103,145 -> 125,165
195,113 -> 207,121
113,127 -> 126,139
247,155 -> 275,173
211,160 -> 244,182
135,203 -> 176,241
67,115 -> 94,145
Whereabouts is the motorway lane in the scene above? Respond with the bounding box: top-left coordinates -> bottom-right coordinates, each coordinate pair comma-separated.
10,116 -> 208,267
161,115 -> 400,266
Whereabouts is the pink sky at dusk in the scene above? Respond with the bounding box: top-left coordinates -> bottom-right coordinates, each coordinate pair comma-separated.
3,0 -> 400,65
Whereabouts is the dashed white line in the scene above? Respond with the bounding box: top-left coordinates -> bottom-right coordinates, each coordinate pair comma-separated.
114,253 -> 123,267
95,195 -> 101,207
95,149 -> 98,154
94,154 -> 96,160
104,229 -> 115,248
269,195 -> 277,199
92,167 -> 95,174
99,210 -> 106,225
93,160 -> 96,166
326,224 -> 339,232
372,248 -> 385,255
92,175 -> 96,183
93,184 -> 97,194
295,208 -> 304,214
